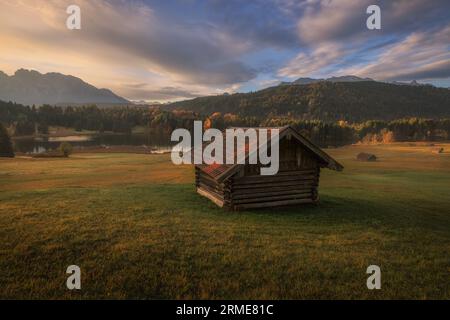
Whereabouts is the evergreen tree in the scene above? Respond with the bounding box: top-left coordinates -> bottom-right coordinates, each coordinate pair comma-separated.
0,123 -> 14,157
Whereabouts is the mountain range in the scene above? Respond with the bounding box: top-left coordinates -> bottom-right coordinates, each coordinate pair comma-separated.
0,69 -> 129,106
279,75 -> 433,87
279,75 -> 375,86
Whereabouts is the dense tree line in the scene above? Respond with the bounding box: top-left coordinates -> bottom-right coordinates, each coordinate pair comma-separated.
0,100 -> 199,136
0,122 -> 14,157
263,117 -> 450,146
1,100 -> 449,148
263,119 -> 356,147
206,115 -> 450,147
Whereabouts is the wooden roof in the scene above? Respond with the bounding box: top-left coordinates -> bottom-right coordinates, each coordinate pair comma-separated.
196,126 -> 343,181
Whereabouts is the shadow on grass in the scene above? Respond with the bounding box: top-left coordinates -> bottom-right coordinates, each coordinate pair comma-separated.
150,184 -> 450,234
131,183 -> 399,229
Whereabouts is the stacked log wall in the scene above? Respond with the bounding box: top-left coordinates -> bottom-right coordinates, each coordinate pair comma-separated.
195,167 -> 232,208
229,168 -> 320,210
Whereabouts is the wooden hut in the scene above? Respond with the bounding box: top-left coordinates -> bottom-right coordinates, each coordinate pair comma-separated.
356,152 -> 377,161
195,126 -> 343,210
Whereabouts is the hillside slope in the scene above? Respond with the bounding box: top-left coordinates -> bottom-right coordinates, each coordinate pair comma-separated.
168,81 -> 450,122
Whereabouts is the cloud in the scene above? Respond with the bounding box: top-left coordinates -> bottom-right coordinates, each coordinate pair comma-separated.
203,0 -> 300,49
296,0 -> 450,44
279,0 -> 450,82
78,1 -> 258,85
278,42 -> 347,78
297,0 -> 370,44
122,85 -> 201,101
339,25 -> 450,81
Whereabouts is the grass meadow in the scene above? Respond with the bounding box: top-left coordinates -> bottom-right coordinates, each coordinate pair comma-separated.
0,143 -> 449,299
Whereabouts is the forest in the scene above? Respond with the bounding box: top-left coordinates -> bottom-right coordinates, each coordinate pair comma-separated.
1,99 -> 450,149
168,81 -> 450,122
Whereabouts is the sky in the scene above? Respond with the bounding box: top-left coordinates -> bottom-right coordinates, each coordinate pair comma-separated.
0,0 -> 449,102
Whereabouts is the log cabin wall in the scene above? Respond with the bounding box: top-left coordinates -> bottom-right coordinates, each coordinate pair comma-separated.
228,138 -> 321,210
195,167 -> 232,208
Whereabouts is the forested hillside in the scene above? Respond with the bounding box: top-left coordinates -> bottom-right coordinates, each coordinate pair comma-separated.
168,81 -> 450,122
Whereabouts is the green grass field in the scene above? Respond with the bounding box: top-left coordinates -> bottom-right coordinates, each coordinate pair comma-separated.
0,143 -> 449,299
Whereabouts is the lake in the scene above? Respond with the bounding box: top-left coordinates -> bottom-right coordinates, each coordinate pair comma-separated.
13,133 -> 172,154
